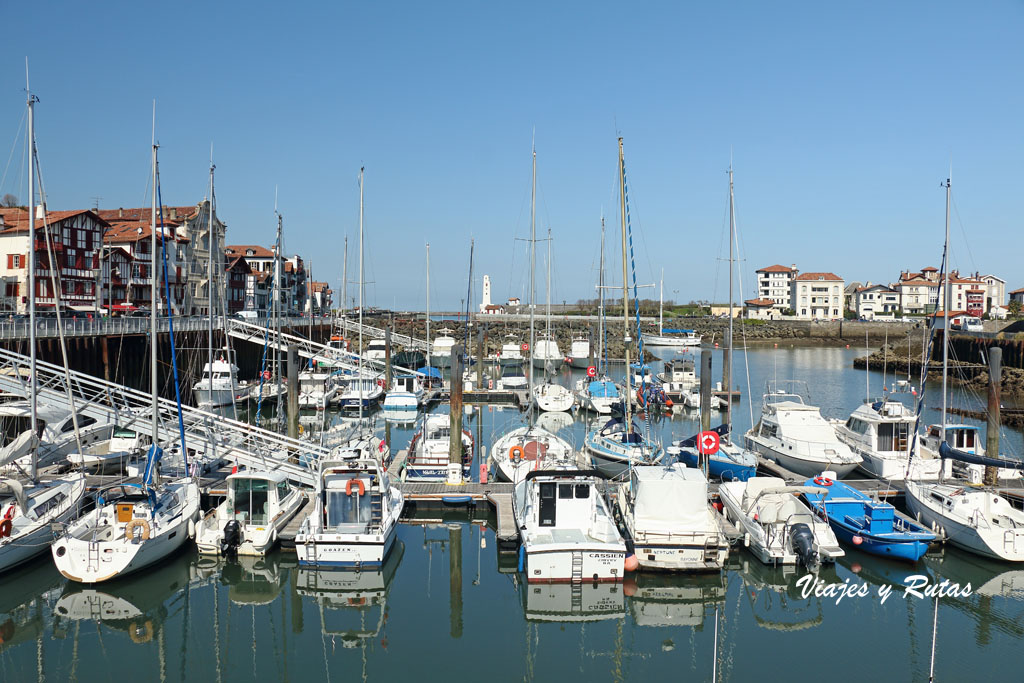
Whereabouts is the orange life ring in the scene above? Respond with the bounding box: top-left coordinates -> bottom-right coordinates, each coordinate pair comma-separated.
376,378 -> 385,388
345,479 -> 366,496
509,446 -> 524,462
520,343 -> 529,351
813,476 -> 834,487
0,519 -> 11,539
124,519 -> 151,540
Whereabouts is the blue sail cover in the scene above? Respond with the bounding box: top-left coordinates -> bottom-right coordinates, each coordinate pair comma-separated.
588,381 -> 619,398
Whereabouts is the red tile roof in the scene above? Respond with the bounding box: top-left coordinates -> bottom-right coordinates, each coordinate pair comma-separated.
744,298 -> 776,307
794,272 -> 842,281
96,206 -> 197,223
226,244 -> 275,259
0,208 -> 108,233
756,264 -> 795,273
103,220 -> 182,244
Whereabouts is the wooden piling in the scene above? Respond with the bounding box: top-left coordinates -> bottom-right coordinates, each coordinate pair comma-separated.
985,347 -> 1002,486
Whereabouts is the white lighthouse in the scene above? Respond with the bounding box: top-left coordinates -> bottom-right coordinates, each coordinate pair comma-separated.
479,274 -> 492,313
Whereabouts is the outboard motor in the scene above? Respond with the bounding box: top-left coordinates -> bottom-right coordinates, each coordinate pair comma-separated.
789,523 -> 819,569
220,520 -> 242,557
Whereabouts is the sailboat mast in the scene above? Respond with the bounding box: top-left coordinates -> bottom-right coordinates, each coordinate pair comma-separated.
207,162 -> 215,406
26,85 -> 38,481
426,242 -> 431,368
528,147 -> 536,389
150,141 -> 159,447
618,138 -> 631,429
659,269 -> 664,335
274,213 -> 283,423
727,166 -> 735,435
941,177 -> 951,441
342,236 -> 348,317
598,215 -> 605,372
545,226 -> 552,378
358,167 -> 365,423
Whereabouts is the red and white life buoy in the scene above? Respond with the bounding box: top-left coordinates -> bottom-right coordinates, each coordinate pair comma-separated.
521,343 -> 529,351
813,476 -> 834,487
586,366 -> 597,378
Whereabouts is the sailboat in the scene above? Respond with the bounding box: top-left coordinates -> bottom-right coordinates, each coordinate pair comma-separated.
670,167 -> 756,481
492,146 -> 578,482
51,130 -> 200,583
574,215 -> 622,415
0,84 -> 88,573
904,177 -> 1024,562
531,227 -> 574,412
642,271 -> 700,348
584,138 -> 664,479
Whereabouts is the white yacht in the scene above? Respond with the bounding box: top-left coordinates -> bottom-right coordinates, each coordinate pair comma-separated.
0,473 -> 87,572
642,329 -> 701,348
491,425 -> 578,482
192,355 -> 246,409
657,358 -> 697,394
363,338 -> 388,363
744,386 -> 861,478
333,374 -> 385,411
65,427 -> 146,474
498,364 -> 528,391
584,417 -> 664,479
513,468 -> 626,583
566,333 -> 591,369
499,336 -> 525,366
531,333 -> 563,369
51,465 -> 200,583
532,381 -> 575,412
905,481 -> 1024,562
920,423 -> 1021,481
382,373 -> 425,419
295,440 -> 404,568
615,464 -> 729,571
718,476 -> 844,568
835,398 -> 950,481
431,329 -> 457,368
404,413 -> 473,481
298,370 -> 332,409
195,470 -> 307,557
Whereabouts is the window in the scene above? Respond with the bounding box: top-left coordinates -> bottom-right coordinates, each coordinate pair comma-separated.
558,484 -> 573,499
539,482 -> 557,527
229,478 -> 270,525
326,487 -> 371,529
574,484 -> 589,499
7,254 -> 22,269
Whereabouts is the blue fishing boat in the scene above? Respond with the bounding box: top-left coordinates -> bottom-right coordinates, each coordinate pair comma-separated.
802,476 -> 936,562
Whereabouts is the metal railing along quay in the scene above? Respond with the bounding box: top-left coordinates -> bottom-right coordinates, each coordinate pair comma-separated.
0,314 -> 330,341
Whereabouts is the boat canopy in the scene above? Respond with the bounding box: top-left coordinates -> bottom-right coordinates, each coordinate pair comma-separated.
588,380 -> 619,398
631,464 -> 708,532
417,366 -> 442,379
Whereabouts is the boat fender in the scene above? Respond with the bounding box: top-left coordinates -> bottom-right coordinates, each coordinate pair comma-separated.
743,533 -> 750,548
624,553 -> 639,572
187,518 -> 196,540
789,523 -> 818,568
813,476 -> 834,486
0,519 -> 11,538
345,479 -> 366,496
270,527 -> 277,545
852,535 -> 863,545
518,545 -> 525,573
509,446 -> 524,463
124,519 -> 151,541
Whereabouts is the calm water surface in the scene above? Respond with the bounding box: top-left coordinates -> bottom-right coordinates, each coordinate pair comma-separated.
1,346 -> 1021,682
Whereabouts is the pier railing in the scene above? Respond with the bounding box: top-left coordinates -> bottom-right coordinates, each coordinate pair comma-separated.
0,314 -> 328,341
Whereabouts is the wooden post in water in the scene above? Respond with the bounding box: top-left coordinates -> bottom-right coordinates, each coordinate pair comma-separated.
448,523 -> 463,638
699,349 -> 712,432
286,344 -> 298,438
448,344 -> 464,484
101,335 -> 110,382
984,347 -> 1002,486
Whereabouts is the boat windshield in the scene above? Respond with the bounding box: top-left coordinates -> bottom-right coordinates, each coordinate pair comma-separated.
326,489 -> 372,530
230,478 -> 270,525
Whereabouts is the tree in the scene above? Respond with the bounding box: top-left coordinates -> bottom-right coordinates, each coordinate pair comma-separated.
1009,299 -> 1022,317
1,194 -> 17,208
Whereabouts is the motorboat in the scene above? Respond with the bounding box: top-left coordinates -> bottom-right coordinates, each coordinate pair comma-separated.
491,425 -> 578,482
297,370 -> 332,409
744,386 -> 861,478
363,338 -> 388,363
332,374 -> 385,411
498,364 -> 528,391
382,373 -> 425,420
532,381 -> 574,412
614,463 -> 729,571
531,333 -> 562,369
191,353 -> 247,409
403,413 -> 473,481
499,336 -> 525,366
802,474 -> 935,562
921,423 -> 1021,481
642,329 -> 701,348
430,329 -> 456,368
513,468 -> 626,583
566,333 -> 591,369
51,452 -> 200,583
718,476 -> 844,568
905,480 -> 1024,562
584,417 -> 664,479
295,439 -> 404,568
65,427 -> 146,474
835,398 -> 950,481
195,469 -> 307,556
0,401 -> 114,472
657,358 -> 696,394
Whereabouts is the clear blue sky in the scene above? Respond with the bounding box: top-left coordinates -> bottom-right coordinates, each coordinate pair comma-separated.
2,1 -> 1021,310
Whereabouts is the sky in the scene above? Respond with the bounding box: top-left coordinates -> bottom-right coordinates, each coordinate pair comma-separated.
1,1 -> 1022,310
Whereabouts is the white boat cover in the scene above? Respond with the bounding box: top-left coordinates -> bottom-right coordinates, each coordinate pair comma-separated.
0,430 -> 38,469
631,464 -> 709,532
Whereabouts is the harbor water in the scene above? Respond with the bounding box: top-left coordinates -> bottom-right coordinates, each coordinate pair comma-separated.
2,345 -> 1022,682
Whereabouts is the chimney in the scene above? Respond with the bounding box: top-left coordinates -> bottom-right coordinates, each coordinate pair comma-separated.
169,207 -> 177,220
35,205 -> 45,219
119,207 -> 124,218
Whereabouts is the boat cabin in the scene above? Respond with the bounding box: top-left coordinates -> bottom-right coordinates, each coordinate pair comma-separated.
319,459 -> 384,533
529,472 -> 599,529
226,471 -> 294,527
927,424 -> 980,454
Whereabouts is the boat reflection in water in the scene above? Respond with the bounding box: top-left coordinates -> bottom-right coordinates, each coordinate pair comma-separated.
296,540 -> 404,655
624,572 -> 726,628
522,581 -> 625,623
734,558 -> 834,631
196,552 -> 296,606
925,548 -> 1024,642
52,551 -> 194,644
0,558 -> 63,655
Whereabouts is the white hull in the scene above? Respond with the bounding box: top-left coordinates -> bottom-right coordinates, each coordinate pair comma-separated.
196,492 -> 307,556
524,544 -> 626,583
297,522 -> 398,568
905,482 -> 1024,562
533,383 -> 575,412
643,334 -> 701,347
0,475 -> 86,572
745,433 -> 860,478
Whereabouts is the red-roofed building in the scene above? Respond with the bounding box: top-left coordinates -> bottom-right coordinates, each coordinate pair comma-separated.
743,297 -> 779,320
755,264 -> 798,310
102,218 -> 188,313
0,207 -> 108,313
790,271 -> 844,319
309,281 -> 333,313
